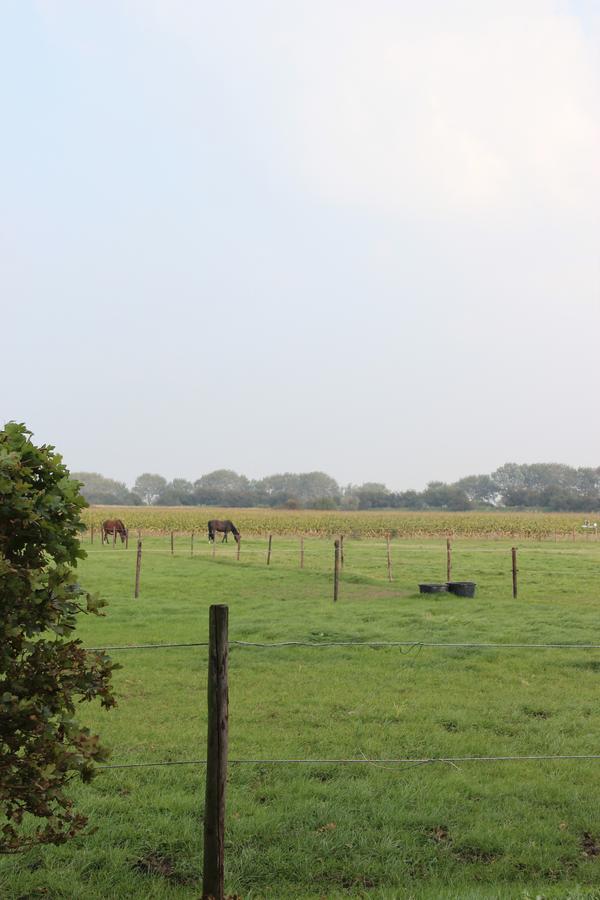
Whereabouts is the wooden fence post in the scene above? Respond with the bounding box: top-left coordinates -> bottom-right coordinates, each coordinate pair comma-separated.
91,523 -> 94,544
191,531 -> 194,558
300,536 -> 304,569
212,536 -> 216,559
267,534 -> 272,566
511,547 -> 518,599
340,535 -> 344,569
236,537 -> 241,561
171,531 -> 174,556
202,604 -> 229,900
446,538 -> 452,583
134,540 -> 142,599
125,528 -> 129,550
334,539 -> 340,602
386,534 -> 393,581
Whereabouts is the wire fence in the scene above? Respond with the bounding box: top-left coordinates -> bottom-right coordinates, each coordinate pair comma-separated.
86,635 -> 600,776
86,638 -> 600,652
97,753 -> 600,772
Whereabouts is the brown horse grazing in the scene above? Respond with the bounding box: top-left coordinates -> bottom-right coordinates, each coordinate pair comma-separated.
102,519 -> 127,544
208,519 -> 240,544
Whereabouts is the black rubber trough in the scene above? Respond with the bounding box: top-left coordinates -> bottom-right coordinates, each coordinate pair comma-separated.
418,583 -> 448,594
447,581 -> 477,598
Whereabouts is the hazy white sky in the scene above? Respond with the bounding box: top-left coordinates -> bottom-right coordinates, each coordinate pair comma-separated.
2,1 -> 599,490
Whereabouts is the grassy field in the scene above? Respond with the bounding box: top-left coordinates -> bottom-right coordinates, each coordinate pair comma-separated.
86,505 -> 600,539
2,534 -> 600,899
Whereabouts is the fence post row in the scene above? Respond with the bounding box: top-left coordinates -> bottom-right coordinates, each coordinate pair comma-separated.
202,604 -> 229,900
134,540 -> 143,599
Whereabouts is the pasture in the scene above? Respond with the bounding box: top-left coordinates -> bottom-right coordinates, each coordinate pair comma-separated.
2,532 -> 600,899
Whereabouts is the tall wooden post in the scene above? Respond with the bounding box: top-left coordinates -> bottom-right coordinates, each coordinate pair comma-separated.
334,539 -> 340,602
171,531 -> 174,556
236,537 -> 241,561
125,528 -> 129,550
511,547 -> 518,599
386,534 -> 393,581
191,531 -> 194,558
202,604 -> 229,900
300,536 -> 304,569
446,538 -> 452,583
134,540 -> 142,599
267,534 -> 272,566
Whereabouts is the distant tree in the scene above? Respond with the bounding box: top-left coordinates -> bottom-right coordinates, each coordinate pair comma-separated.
395,489 -> 426,509
155,478 -> 194,506
257,472 -> 340,506
352,482 -> 392,509
423,482 -> 471,510
133,473 -> 167,505
72,472 -> 141,506
454,474 -> 499,506
0,424 -> 116,851
194,470 -> 250,493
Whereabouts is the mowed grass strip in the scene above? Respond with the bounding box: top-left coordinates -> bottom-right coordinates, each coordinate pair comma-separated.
2,538 -> 600,899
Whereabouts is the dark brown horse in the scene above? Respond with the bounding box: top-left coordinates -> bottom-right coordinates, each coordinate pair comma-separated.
208,519 -> 240,544
102,518 -> 127,544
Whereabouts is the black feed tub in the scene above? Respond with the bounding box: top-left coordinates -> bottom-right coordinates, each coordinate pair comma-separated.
447,581 -> 476,598
419,583 -> 448,594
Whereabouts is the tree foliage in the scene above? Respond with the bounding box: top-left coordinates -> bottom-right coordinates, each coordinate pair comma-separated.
133,472 -> 167,505
81,462 -> 600,511
72,471 -> 142,506
0,423 -> 117,852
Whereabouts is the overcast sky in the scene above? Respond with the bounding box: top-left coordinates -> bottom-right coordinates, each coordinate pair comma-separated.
2,1 -> 599,491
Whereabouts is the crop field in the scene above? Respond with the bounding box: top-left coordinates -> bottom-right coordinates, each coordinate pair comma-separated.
3,533 -> 600,899
86,505 -> 600,540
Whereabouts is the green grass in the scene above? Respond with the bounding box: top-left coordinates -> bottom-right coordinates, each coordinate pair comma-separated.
2,535 -> 600,899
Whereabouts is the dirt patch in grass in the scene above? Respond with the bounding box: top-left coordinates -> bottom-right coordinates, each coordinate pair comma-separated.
131,851 -> 195,885
452,844 -> 498,864
339,874 -> 377,889
522,706 -> 552,719
581,832 -> 600,857
429,825 -> 451,843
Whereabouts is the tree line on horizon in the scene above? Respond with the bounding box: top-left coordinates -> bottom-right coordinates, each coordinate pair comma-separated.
72,463 -> 600,512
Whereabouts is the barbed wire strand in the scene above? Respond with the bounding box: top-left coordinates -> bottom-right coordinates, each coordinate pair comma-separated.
97,753 -> 600,772
85,639 -> 600,651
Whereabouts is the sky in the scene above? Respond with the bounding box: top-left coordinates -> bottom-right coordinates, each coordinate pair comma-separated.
2,0 -> 599,491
